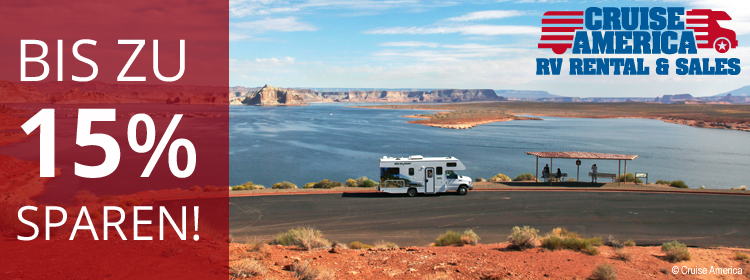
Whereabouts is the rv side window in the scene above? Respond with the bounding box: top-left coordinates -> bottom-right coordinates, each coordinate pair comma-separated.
447,162 -> 457,167
408,168 -> 414,176
436,167 -> 443,175
386,167 -> 400,175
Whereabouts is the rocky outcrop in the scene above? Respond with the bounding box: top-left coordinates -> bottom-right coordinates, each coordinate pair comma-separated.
656,94 -> 694,104
50,88 -> 119,104
299,89 -> 502,103
0,81 -> 47,103
243,85 -> 307,106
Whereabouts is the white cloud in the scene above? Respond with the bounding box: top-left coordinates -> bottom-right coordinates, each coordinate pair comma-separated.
446,10 -> 527,22
229,0 -> 460,18
375,42 -> 529,62
380,41 -> 440,48
685,0 -> 750,35
366,25 -> 539,36
232,17 -> 317,32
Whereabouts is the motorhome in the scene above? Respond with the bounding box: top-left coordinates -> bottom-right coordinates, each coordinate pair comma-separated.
378,155 -> 473,196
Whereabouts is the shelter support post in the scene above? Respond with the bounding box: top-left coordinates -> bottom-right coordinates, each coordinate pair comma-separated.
535,156 -> 539,183
624,160 -> 627,180
618,160 -> 621,186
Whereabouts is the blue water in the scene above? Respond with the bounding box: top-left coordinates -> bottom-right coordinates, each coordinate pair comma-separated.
229,103 -> 750,189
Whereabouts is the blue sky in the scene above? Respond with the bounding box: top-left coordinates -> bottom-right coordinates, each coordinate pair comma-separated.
229,0 -> 750,97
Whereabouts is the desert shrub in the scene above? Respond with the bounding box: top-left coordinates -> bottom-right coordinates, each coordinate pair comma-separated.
271,227 -> 330,250
489,173 -> 511,182
613,248 -> 632,261
734,251 -> 749,261
348,241 -> 372,250
312,179 -> 343,189
475,177 -> 486,182
670,180 -> 688,189
303,182 -> 316,189
655,180 -> 688,189
272,181 -> 297,189
72,190 -> 97,206
513,173 -> 537,181
89,210 -> 103,220
291,260 -> 335,280
591,263 -> 617,280
508,226 -> 538,249
541,228 -> 601,255
584,244 -> 601,256
203,185 -> 218,192
230,259 -> 267,277
345,179 -> 357,187
605,235 -> 624,248
623,239 -> 636,247
354,177 -> 369,186
461,229 -> 481,246
373,240 -> 399,249
360,179 -> 377,188
232,181 -> 264,190
616,173 -> 642,184
119,198 -> 141,208
435,231 -> 463,246
662,240 -> 691,262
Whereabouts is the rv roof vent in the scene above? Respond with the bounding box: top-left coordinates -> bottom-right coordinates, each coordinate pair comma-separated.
409,155 -> 423,160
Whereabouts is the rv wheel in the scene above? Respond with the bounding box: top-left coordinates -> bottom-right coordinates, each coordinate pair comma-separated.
458,186 -> 468,195
407,188 -> 417,197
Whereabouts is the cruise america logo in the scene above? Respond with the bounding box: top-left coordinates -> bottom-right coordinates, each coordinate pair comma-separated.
535,7 -> 741,76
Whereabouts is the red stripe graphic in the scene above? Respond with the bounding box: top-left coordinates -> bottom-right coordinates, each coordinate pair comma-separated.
542,18 -> 584,24
538,11 -> 584,54
542,27 -> 583,32
543,11 -> 584,16
541,35 -> 575,41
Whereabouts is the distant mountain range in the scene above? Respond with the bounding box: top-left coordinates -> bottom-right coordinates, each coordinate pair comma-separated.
715,85 -> 750,97
229,84 -> 750,105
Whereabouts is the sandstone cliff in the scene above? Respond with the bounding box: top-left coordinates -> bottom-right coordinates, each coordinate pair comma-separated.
299,89 -> 503,103
0,81 -> 47,103
242,85 -> 307,106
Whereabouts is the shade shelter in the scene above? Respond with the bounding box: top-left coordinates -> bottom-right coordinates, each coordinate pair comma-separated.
525,151 -> 638,184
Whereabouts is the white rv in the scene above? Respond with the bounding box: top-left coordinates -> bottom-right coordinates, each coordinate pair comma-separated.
378,155 -> 473,196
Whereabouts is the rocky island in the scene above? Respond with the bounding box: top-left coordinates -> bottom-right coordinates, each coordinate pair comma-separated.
238,84 -> 307,106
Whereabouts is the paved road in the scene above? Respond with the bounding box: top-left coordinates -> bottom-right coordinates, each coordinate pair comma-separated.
229,191 -> 750,247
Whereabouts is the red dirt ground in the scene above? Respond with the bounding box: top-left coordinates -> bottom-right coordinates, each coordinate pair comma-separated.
229,243 -> 750,280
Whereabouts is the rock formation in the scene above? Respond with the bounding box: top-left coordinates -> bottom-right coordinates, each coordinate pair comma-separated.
0,81 -> 47,103
298,89 -> 502,103
242,85 -> 307,106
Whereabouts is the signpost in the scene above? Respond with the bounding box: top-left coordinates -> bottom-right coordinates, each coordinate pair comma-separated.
635,172 -> 648,184
576,159 -> 581,181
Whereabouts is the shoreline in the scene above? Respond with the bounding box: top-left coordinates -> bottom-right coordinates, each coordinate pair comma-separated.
354,102 -> 750,131
226,182 -> 750,197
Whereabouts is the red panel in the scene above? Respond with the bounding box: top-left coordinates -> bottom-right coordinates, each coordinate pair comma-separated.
0,1 -> 229,279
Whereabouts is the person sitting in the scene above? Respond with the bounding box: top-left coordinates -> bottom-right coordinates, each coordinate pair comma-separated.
556,168 -> 562,182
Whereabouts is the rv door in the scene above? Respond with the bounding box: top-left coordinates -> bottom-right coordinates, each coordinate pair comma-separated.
425,167 -> 435,194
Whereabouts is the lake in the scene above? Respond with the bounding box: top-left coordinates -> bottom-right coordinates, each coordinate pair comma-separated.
229,103 -> 750,189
